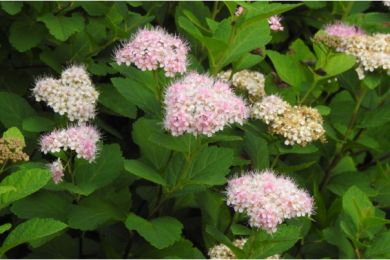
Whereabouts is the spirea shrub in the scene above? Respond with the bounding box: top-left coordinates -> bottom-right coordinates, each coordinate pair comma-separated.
0,1 -> 389,259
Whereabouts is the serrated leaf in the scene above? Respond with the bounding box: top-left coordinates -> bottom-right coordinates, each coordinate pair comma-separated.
2,127 -> 24,145
125,213 -> 183,249
244,131 -> 269,170
0,168 -> 51,209
0,218 -> 67,256
9,19 -> 45,52
124,160 -> 167,186
365,231 -> 390,258
187,147 -> 234,185
38,13 -> 84,41
0,91 -> 36,128
11,191 -> 72,222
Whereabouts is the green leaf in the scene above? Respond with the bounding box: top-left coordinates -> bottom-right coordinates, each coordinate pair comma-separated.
124,160 -> 167,186
315,105 -> 331,116
22,116 -> 55,132
2,127 -> 25,145
0,168 -> 51,209
0,91 -> 36,128
37,13 -> 84,41
125,213 -> 183,249
9,19 -> 45,52
0,223 -> 12,235
328,172 -> 377,197
140,239 -> 204,259
244,225 -> 301,258
357,104 -> 390,128
187,147 -> 234,186
71,144 -> 123,196
321,53 -> 356,78
68,196 -> 123,231
111,77 -> 160,116
98,85 -> 137,119
132,118 -> 170,170
1,2 -> 22,15
342,186 -> 375,229
365,231 -> 390,258
11,191 -> 72,222
244,131 -> 269,170
267,50 -> 311,91
0,186 -> 16,195
323,227 -> 354,258
0,218 -> 67,256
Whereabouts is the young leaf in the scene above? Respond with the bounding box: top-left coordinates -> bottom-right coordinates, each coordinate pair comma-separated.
37,14 -> 84,41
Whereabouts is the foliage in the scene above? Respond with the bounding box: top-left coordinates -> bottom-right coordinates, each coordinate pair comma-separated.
0,1 -> 389,259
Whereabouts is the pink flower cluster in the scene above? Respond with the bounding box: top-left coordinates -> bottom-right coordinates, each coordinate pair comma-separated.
163,72 -> 249,137
226,170 -> 314,233
49,159 -> 64,184
268,16 -> 284,32
40,125 -> 100,162
324,22 -> 364,37
115,27 -> 189,77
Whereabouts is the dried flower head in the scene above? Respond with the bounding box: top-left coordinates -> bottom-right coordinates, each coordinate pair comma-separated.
115,27 -> 189,77
252,95 -> 325,146
226,170 -> 314,233
268,15 -> 284,32
163,72 -> 249,137
40,125 -> 100,162
33,65 -> 99,123
49,159 -> 64,184
218,70 -> 265,99
0,137 -> 29,165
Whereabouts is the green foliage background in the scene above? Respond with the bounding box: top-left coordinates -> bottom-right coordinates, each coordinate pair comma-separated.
0,1 -> 389,258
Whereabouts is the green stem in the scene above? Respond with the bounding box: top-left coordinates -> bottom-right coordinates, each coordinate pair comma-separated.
300,79 -> 318,104
211,1 -> 220,20
0,161 -> 8,174
320,86 -> 367,190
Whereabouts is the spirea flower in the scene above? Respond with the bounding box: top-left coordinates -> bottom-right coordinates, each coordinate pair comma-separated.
226,170 -> 314,233
0,137 -> 29,164
218,70 -> 265,99
40,125 -> 100,162
316,25 -> 390,78
33,65 -> 99,123
383,0 -> 390,8
324,22 -> 364,37
208,238 -> 280,259
251,95 -> 289,124
235,6 -> 244,16
49,159 -> 64,184
268,15 -> 284,31
114,27 -> 189,77
163,72 -> 249,137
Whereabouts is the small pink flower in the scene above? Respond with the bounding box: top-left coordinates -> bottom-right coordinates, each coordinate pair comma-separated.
49,159 -> 64,184
226,170 -> 314,233
163,72 -> 249,137
324,22 -> 364,37
40,125 -> 100,162
268,15 -> 284,32
235,6 -> 244,16
115,27 -> 189,77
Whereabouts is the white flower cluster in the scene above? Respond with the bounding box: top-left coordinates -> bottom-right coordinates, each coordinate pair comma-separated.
33,65 -> 99,123
208,238 -> 280,259
218,70 -> 266,99
252,95 -> 325,146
